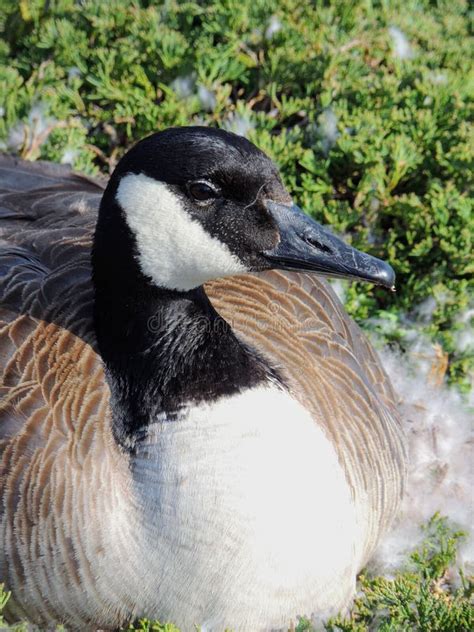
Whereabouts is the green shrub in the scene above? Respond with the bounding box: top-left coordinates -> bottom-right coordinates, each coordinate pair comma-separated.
323,515 -> 473,631
0,0 -> 472,388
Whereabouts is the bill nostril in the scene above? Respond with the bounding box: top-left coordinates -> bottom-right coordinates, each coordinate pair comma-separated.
304,234 -> 333,255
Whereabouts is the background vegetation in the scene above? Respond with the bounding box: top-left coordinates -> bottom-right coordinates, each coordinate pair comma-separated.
0,0 -> 472,630
0,0 -> 472,389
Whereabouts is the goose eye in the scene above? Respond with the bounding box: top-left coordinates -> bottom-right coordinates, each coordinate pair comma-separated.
188,181 -> 218,202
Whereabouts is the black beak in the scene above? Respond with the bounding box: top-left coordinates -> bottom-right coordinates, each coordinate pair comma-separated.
263,201 -> 395,289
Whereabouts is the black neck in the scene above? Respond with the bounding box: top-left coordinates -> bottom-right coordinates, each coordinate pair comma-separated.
92,195 -> 279,449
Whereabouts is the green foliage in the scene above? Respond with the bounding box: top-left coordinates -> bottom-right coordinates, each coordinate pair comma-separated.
125,620 -> 182,632
0,584 -> 27,631
0,0 -> 472,387
324,515 -> 473,631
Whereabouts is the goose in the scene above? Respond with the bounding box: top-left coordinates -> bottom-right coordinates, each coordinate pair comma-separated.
0,127 -> 407,631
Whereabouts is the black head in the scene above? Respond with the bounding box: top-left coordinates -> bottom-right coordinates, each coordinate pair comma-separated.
95,126 -> 395,292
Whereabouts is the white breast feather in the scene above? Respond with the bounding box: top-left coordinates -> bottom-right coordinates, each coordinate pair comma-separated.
127,385 -> 361,631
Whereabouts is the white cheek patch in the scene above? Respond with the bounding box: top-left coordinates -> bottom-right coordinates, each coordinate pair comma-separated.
116,173 -> 247,291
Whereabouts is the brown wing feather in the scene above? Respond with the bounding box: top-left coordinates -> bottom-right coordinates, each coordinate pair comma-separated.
0,157 -> 132,626
206,273 -> 406,562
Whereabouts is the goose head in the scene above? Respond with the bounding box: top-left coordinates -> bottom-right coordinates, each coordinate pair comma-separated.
95,126 -> 395,293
